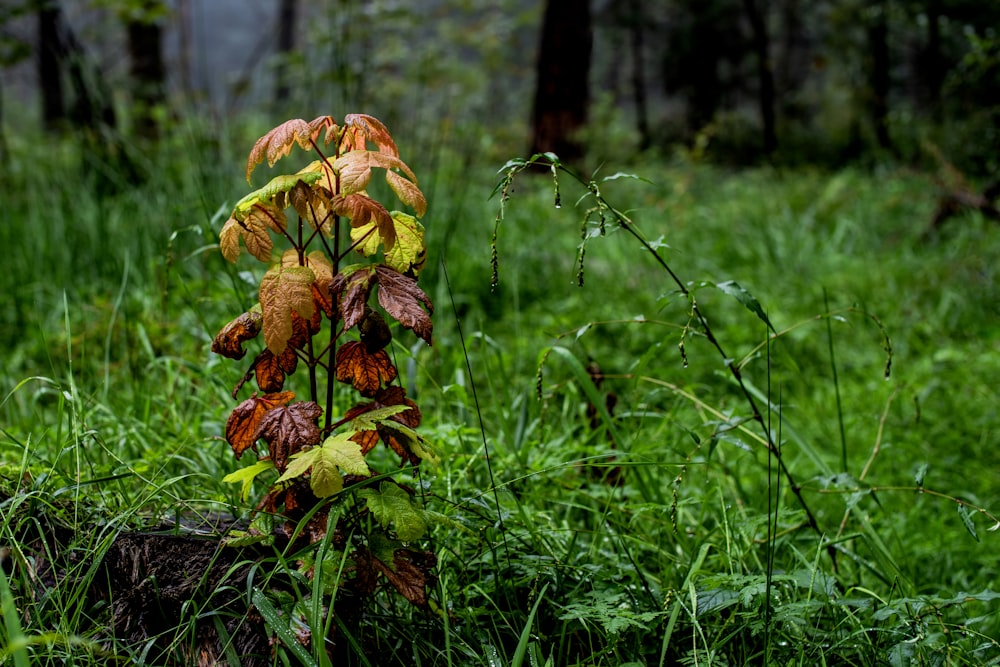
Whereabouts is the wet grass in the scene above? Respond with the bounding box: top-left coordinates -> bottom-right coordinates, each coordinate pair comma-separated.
2,126 -> 999,664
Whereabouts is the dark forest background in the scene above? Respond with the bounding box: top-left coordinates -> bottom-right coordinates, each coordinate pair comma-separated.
2,0 -> 999,179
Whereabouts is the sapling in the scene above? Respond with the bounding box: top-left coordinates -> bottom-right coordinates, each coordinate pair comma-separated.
210,114 -> 439,654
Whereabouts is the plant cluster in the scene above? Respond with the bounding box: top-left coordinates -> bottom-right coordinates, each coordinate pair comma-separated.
209,114 -> 439,651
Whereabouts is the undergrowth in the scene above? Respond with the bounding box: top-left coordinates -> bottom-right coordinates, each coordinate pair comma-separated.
0,124 -> 998,664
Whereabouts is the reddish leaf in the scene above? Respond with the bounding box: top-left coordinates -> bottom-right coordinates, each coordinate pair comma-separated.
260,263 -> 316,355
350,429 -> 380,455
331,266 -> 376,331
335,341 -> 397,397
332,193 -> 394,245
253,349 -> 286,393
212,310 -> 263,360
375,266 -> 433,345
257,401 -> 323,472
225,391 -> 295,458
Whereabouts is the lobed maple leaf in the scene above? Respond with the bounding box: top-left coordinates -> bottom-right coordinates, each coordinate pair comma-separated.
259,263 -> 316,355
351,211 -> 427,276
358,481 -> 428,542
224,391 -> 295,458
211,308 -> 263,360
375,265 -> 433,345
256,400 -> 323,472
245,116 -> 338,182
333,193 -> 395,250
344,387 -> 422,458
335,340 -> 397,397
277,431 -> 371,498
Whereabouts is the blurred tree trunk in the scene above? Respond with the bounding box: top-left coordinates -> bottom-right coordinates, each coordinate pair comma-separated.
868,3 -> 893,151
126,2 -> 167,141
743,0 -> 777,154
626,0 -> 651,150
37,0 -> 66,130
275,0 -> 298,103
530,0 -> 592,163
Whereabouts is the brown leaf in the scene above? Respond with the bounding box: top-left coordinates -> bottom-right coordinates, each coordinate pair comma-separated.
211,310 -> 263,360
369,548 -> 437,607
332,193 -> 394,245
359,307 -> 392,353
375,266 -> 433,345
219,207 -> 280,264
333,150 -> 415,196
349,429 -> 380,455
224,391 -> 295,458
253,349 -> 286,393
335,341 -> 397,397
331,266 -> 376,331
289,181 -> 335,236
257,401 -> 323,471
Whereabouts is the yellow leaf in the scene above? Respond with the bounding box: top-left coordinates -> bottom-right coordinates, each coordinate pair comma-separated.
384,212 -> 427,275
259,264 -> 316,354
219,209 -> 277,264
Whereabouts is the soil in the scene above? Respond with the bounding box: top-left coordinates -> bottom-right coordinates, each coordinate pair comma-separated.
3,494 -> 277,666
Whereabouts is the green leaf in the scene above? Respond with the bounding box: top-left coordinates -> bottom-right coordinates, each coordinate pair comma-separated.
358,481 -> 427,542
233,172 -> 323,219
277,446 -> 322,484
319,431 -> 371,476
957,503 -> 980,542
222,459 -> 276,502
347,405 -> 412,432
714,280 -> 775,333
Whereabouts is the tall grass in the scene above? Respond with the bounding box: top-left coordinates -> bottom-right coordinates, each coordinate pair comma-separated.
1,122 -> 998,664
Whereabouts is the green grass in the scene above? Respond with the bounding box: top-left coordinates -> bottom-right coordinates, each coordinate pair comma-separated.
1,125 -> 999,665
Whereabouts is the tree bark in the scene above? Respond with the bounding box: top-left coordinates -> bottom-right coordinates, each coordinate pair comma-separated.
126,5 -> 167,141
530,0 -> 592,163
868,4 -> 893,151
37,0 -> 66,130
275,0 -> 299,103
626,0 -> 651,150
743,0 -> 777,154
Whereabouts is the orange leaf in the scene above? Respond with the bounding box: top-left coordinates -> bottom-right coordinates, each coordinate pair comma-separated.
335,340 -> 397,397
385,169 -> 428,217
246,117 -> 337,182
260,264 -> 316,355
224,391 -> 295,458
343,114 -> 398,156
211,309 -> 263,360
333,150 -> 415,195
253,349 -> 287,393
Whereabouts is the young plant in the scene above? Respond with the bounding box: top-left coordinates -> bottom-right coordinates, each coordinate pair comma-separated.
210,114 -> 438,650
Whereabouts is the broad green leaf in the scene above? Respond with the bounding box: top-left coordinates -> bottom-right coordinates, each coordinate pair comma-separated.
259,264 -> 315,354
358,481 -> 428,542
309,445 -> 341,497
222,459 -> 276,502
346,405 -> 412,432
233,172 -> 323,219
319,431 -> 371,476
714,280 -> 775,333
276,445 -> 321,484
